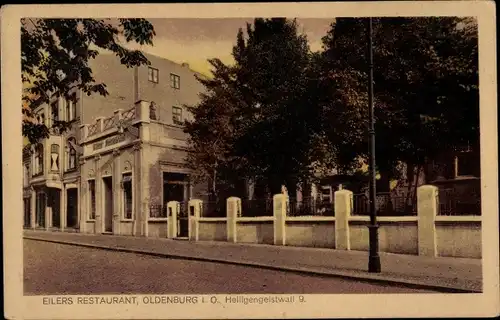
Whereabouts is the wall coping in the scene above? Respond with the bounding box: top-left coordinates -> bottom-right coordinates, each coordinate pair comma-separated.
349,216 -> 419,222
435,215 -> 482,223
198,218 -> 227,222
286,216 -> 336,222
237,217 -> 274,222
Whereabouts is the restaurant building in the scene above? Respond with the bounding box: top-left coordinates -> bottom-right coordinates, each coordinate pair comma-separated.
23,52 -> 208,237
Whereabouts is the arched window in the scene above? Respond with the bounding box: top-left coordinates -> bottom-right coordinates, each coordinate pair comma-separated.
67,137 -> 77,170
50,144 -> 60,172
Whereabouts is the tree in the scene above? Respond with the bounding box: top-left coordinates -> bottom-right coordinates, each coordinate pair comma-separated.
319,17 -> 479,195
185,18 -> 321,200
22,18 -> 156,143
230,18 -> 318,195
183,58 -> 246,206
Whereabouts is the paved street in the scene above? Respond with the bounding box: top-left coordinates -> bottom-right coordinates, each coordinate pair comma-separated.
24,239 -> 437,294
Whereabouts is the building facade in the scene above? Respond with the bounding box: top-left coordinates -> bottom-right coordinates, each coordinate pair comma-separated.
23,53 -> 208,237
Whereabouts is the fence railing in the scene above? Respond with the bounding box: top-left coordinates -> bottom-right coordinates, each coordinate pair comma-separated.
201,201 -> 226,217
240,198 -> 273,217
352,193 -> 417,216
438,188 -> 481,216
288,197 -> 334,216
149,204 -> 168,218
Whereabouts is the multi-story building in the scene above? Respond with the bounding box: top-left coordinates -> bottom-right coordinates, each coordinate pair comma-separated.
22,52 -> 208,237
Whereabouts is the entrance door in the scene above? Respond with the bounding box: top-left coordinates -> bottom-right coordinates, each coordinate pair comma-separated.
103,177 -> 113,233
66,188 -> 78,228
49,190 -> 61,228
163,172 -> 189,238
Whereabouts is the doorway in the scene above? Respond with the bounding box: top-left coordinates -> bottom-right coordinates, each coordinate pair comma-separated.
102,176 -> 113,233
163,172 -> 189,237
48,189 -> 61,228
66,188 -> 78,228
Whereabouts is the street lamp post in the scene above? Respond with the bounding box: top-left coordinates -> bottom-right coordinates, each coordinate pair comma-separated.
367,17 -> 381,273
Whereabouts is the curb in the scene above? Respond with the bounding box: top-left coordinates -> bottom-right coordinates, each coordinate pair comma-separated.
24,236 -> 481,294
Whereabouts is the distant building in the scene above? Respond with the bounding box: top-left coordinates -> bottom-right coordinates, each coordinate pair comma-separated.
22,53 -> 209,237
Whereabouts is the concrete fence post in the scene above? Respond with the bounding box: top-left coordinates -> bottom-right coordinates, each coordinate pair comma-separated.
167,201 -> 180,239
273,193 -> 288,245
335,189 -> 353,250
226,197 -> 240,243
417,185 -> 439,257
188,199 -> 203,241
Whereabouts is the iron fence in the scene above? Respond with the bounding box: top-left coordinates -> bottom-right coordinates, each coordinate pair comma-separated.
149,204 -> 168,218
240,198 -> 273,217
352,193 -> 417,216
438,188 -> 481,216
288,197 -> 334,216
201,201 -> 226,217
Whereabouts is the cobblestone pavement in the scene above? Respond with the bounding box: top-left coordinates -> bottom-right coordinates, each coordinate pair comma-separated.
24,240 -> 438,294
24,230 -> 482,292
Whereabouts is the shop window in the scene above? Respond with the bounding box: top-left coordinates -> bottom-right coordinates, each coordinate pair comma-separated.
88,180 -> 96,220
122,173 -> 133,219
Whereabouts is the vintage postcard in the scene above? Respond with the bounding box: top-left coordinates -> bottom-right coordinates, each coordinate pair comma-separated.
2,1 -> 499,319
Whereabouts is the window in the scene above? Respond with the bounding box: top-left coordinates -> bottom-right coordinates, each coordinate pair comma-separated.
37,112 -> 45,126
88,180 -> 96,220
51,101 -> 59,122
50,144 -> 60,172
172,106 -> 183,125
23,164 -> 29,186
67,138 -> 77,170
170,73 -> 180,89
148,67 -> 159,83
122,173 -> 133,219
66,100 -> 75,121
34,143 -> 44,175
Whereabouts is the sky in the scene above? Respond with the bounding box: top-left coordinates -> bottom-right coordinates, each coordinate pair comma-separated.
119,18 -> 335,76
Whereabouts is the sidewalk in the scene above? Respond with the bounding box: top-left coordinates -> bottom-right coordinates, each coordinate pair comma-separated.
24,230 -> 482,293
